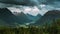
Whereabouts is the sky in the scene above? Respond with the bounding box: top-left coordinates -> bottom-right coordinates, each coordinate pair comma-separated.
0,0 -> 60,16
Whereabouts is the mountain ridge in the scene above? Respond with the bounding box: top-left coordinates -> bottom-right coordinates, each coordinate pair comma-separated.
33,10 -> 60,25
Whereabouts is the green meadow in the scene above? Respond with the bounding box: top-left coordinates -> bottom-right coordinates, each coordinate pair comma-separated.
0,19 -> 60,34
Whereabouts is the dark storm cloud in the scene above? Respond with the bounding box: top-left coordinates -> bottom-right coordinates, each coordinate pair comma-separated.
0,0 -> 40,6
42,0 -> 60,4
0,0 -> 60,9
51,1 -> 60,8
0,0 -> 41,9
0,0 -> 60,6
39,0 -> 60,8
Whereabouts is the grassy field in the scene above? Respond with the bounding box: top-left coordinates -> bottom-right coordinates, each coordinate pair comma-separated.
0,19 -> 60,34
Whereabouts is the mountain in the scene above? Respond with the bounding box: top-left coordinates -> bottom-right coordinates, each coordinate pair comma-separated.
15,12 -> 32,23
26,14 -> 41,25
34,10 -> 60,25
0,8 -> 19,27
0,8 -> 31,27
26,14 -> 41,21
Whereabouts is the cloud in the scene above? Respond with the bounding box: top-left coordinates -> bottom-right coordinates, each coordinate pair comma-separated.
0,3 -> 13,8
43,0 -> 60,8
25,6 -> 40,16
8,3 -> 60,16
1,0 -> 60,16
8,6 -> 40,16
0,0 -> 50,9
0,0 -> 60,8
0,0 -> 39,6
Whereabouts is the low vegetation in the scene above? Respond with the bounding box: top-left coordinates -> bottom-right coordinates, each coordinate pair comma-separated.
0,19 -> 60,34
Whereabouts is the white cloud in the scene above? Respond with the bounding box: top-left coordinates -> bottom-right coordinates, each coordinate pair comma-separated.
8,7 -> 21,12
23,6 -> 40,16
8,6 -> 40,16
40,4 -> 46,8
23,7 -> 32,14
8,7 -> 22,15
7,4 -> 60,16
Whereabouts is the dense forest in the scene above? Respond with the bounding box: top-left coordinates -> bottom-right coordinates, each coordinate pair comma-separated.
0,18 -> 60,34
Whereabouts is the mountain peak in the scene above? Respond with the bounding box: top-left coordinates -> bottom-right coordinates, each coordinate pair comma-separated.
0,8 -> 13,17
33,10 -> 60,25
45,10 -> 60,16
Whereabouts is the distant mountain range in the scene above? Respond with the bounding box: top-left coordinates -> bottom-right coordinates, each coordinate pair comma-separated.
34,10 -> 60,25
0,8 -> 42,27
26,13 -> 41,21
0,8 -> 32,27
15,12 -> 32,23
0,8 -> 18,27
1,8 -> 60,26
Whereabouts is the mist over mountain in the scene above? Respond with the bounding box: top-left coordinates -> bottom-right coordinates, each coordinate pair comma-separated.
26,13 -> 41,21
34,10 -> 60,25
